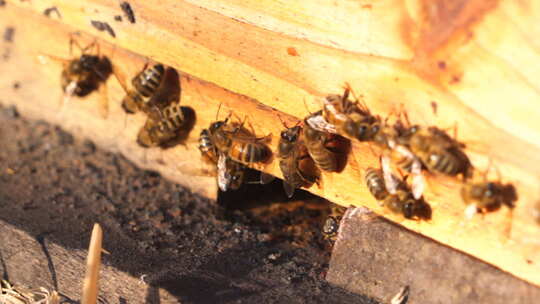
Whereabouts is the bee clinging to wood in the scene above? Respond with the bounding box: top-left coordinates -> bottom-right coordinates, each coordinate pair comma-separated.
277,121 -> 320,198
199,128 -> 218,164
303,112 -> 349,173
137,103 -> 194,148
217,154 -> 246,192
320,84 -> 382,142
41,36 -> 113,118
398,124 -> 473,180
116,63 -> 179,114
199,127 -> 247,191
461,166 -> 517,220
206,110 -> 272,167
365,167 -> 431,220
322,204 -> 347,241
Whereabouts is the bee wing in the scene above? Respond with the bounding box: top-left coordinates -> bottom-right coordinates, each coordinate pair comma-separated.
305,114 -> 338,134
464,203 -> 478,219
112,64 -> 130,94
410,159 -> 425,200
260,172 -> 276,184
381,155 -> 398,194
283,181 -> 296,198
61,81 -> 78,107
323,99 -> 349,121
217,153 -> 229,192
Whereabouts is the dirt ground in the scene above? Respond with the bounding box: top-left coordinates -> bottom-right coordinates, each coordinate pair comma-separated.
0,104 -> 377,303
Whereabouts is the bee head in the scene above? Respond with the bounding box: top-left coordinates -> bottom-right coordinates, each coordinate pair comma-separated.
402,201 -> 416,219
78,55 -> 100,70
356,123 -> 370,140
322,217 -> 339,235
485,182 -> 497,198
281,126 -> 300,143
209,121 -> 225,132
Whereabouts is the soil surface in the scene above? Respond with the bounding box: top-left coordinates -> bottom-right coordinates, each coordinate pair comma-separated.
0,104 -> 377,304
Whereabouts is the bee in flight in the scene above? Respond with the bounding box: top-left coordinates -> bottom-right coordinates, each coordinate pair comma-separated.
116,63 -> 179,114
41,36 -> 113,118
365,166 -> 431,220
137,102 -> 193,148
277,121 -> 320,198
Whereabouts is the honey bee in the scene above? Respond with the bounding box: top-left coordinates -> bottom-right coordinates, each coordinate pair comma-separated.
365,167 -> 431,220
217,154 -> 246,191
137,103 -> 193,148
302,112 -> 343,172
277,124 -> 320,198
461,175 -> 517,219
207,114 -> 272,167
322,204 -> 347,241
399,125 -> 473,179
199,128 -> 218,163
117,63 -> 175,114
199,127 -> 247,191
43,36 -> 113,118
320,85 -> 381,142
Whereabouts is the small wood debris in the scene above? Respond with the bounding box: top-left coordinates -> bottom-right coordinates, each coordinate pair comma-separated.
120,2 -> 135,24
90,21 -> 116,38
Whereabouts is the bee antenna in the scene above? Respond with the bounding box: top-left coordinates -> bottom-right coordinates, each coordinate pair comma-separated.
302,97 -> 313,115
215,103 -> 222,121
342,82 -> 352,102
277,115 -> 289,129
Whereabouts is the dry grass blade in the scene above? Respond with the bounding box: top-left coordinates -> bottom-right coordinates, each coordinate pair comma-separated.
81,223 -> 103,304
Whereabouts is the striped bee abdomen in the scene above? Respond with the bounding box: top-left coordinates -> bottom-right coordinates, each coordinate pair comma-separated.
133,64 -> 165,97
365,168 -> 388,200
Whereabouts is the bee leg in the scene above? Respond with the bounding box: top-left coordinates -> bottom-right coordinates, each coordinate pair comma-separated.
398,106 -> 411,128
283,182 -> 296,198
341,82 -> 352,102
68,33 -> 81,56
112,63 -> 130,94
259,172 -> 275,184
97,82 -> 109,119
390,286 -> 410,304
503,208 -> 514,241
83,38 -> 99,56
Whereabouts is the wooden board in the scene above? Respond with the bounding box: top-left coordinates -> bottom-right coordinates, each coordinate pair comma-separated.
327,207 -> 540,304
0,220 -> 178,303
1,0 -> 540,286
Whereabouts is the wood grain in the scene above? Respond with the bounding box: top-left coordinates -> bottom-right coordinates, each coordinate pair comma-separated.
1,1 -> 540,286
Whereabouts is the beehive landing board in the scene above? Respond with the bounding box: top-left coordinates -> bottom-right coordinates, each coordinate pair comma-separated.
327,207 -> 540,304
1,0 -> 540,286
